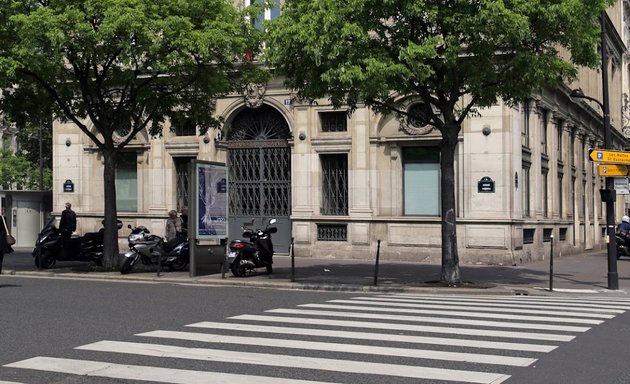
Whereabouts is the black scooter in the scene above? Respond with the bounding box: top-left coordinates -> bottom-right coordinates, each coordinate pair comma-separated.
32,217 -> 121,268
227,218 -> 277,277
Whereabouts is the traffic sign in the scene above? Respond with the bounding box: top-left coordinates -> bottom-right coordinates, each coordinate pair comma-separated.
589,149 -> 630,164
598,164 -> 630,176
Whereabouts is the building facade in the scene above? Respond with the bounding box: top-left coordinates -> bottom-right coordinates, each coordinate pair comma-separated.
51,4 -> 630,266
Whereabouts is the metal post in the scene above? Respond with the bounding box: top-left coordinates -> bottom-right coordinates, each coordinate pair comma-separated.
157,249 -> 162,277
290,237 -> 295,282
373,239 -> 381,286
601,12 -> 618,290
549,234 -> 554,292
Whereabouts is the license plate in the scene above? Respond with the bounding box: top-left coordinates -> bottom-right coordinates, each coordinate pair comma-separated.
227,251 -> 237,262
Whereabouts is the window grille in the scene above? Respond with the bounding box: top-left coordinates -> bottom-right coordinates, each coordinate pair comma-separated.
320,154 -> 348,215
523,228 -> 535,244
317,224 -> 347,241
521,100 -> 530,148
319,111 -> 347,132
559,227 -> 567,241
174,157 -> 194,209
543,228 -> 552,242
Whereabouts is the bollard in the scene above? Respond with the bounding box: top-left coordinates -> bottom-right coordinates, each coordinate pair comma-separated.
290,237 -> 295,282
157,249 -> 162,277
373,239 -> 381,286
549,234 -> 554,292
221,251 -> 227,279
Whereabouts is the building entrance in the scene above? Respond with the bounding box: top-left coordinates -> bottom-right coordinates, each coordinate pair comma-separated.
226,105 -> 292,253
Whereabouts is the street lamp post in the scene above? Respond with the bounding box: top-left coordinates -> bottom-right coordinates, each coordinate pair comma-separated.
569,12 -> 618,290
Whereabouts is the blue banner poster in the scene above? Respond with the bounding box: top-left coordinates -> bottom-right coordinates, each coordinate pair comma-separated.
196,162 -> 227,239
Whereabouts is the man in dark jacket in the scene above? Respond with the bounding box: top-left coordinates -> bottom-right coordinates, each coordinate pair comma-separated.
59,202 -> 76,239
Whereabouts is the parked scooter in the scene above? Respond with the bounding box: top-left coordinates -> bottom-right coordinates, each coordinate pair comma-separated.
32,217 -> 121,269
227,218 -> 277,277
119,225 -> 189,274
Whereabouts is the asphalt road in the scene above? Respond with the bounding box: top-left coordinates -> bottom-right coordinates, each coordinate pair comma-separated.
2,275 -> 630,384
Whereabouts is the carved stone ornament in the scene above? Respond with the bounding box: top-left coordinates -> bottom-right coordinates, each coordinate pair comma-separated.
399,102 -> 434,135
113,126 -> 132,144
243,83 -> 266,109
623,126 -> 630,139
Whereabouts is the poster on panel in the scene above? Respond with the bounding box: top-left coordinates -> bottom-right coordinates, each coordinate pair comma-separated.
195,161 -> 228,240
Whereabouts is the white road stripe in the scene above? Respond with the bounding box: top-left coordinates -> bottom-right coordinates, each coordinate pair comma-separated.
388,294 -> 630,309
231,314 -> 577,342
0,381 -> 25,384
267,308 -> 592,332
4,357 -> 339,384
186,321 -> 557,352
295,304 -> 605,324
76,340 -> 511,384
138,330 -> 537,367
338,298 -> 623,316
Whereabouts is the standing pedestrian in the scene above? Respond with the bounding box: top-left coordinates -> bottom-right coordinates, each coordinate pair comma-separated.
0,207 -> 15,274
164,209 -> 183,252
59,202 -> 76,239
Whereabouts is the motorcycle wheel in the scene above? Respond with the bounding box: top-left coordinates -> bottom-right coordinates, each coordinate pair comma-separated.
93,258 -> 103,267
169,258 -> 188,271
230,257 -> 246,277
35,249 -> 56,269
120,258 -> 135,274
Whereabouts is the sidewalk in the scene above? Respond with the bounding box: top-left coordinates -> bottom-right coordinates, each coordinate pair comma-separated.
3,248 -> 630,295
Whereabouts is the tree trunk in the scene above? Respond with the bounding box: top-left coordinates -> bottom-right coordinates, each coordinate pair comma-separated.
102,147 -> 120,268
440,126 -> 461,285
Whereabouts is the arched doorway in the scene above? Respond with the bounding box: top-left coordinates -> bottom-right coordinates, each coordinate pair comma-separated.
226,104 -> 292,253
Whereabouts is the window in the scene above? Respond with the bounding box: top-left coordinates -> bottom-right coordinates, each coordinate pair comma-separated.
542,169 -> 549,218
543,228 -> 553,242
116,152 -> 137,212
174,157 -> 195,209
557,174 -> 563,217
559,227 -> 567,241
171,116 -> 196,136
320,154 -> 348,215
246,0 -> 280,29
521,100 -> 530,148
317,224 -> 347,241
404,147 -> 440,215
570,130 -> 575,167
541,109 -> 548,155
319,111 -> 347,132
522,167 -> 530,217
556,118 -> 564,159
523,228 -> 535,244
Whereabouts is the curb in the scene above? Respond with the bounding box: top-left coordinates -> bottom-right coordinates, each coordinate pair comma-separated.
3,269 -> 547,295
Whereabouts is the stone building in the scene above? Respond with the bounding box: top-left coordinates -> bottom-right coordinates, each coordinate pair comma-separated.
52,3 -> 630,266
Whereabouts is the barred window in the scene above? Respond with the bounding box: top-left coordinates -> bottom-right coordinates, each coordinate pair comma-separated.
319,111 -> 347,132
174,157 -> 194,209
317,224 -> 347,241
171,116 -> 197,136
320,154 -> 348,215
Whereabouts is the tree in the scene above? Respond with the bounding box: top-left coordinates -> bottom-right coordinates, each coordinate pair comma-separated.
0,144 -> 52,190
0,0 -> 268,267
267,0 -> 613,285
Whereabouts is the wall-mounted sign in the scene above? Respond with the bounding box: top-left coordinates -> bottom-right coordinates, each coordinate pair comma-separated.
477,176 -> 495,193
614,177 -> 630,195
63,179 -> 74,193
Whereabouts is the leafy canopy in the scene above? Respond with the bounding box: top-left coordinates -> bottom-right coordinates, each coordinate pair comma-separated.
267,0 -> 613,128
0,0 -> 268,149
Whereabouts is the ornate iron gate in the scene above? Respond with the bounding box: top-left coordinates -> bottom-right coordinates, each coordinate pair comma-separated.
227,105 -> 292,253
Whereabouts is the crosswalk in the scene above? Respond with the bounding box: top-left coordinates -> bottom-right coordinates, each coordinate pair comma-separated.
5,293 -> 630,384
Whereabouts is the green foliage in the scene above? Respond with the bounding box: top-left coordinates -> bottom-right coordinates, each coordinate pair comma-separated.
267,0 -> 613,125
0,144 -> 52,190
0,0 -> 268,147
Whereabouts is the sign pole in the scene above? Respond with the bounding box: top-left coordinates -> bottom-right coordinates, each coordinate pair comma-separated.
601,14 -> 619,290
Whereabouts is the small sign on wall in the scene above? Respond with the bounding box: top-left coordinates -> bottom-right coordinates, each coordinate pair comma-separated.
63,179 -> 74,193
477,176 -> 495,193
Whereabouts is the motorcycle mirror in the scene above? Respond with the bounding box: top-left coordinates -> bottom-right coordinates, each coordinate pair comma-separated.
269,219 -> 277,225
269,227 -> 277,233
127,224 -> 132,229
